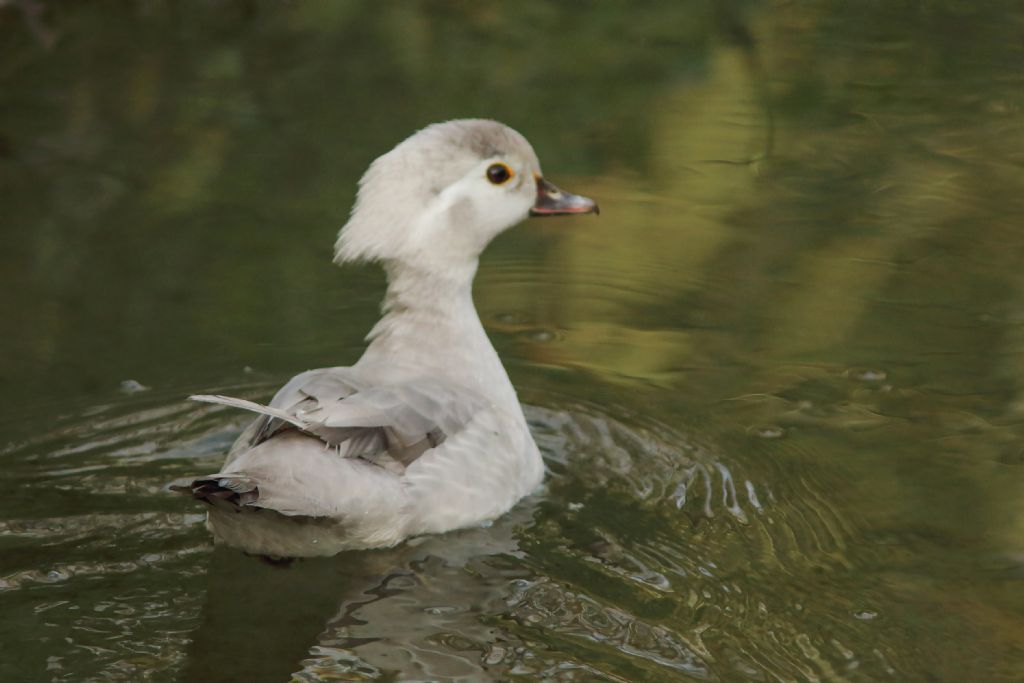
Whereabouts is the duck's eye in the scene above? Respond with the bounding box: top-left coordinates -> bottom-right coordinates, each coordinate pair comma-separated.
486,163 -> 513,185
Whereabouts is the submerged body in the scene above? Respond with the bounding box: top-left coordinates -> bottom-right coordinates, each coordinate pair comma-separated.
178,120 -> 597,557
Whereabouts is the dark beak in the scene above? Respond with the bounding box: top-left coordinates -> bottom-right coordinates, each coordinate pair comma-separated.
530,176 -> 599,217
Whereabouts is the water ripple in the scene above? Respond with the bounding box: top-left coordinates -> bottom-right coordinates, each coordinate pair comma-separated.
0,385 -> 895,681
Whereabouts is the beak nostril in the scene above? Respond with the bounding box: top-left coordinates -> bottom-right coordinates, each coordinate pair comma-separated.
531,176 -> 598,217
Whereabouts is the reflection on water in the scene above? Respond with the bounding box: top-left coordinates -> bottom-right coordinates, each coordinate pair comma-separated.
4,1 -> 1024,681
0,391 -> 874,681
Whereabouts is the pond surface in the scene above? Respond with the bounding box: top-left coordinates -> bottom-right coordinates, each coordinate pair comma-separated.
3,2 -> 1024,681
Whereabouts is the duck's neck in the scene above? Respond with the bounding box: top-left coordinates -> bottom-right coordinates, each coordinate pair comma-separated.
355,259 -> 517,405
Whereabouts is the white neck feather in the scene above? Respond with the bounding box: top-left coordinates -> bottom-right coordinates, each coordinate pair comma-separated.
354,258 -> 519,408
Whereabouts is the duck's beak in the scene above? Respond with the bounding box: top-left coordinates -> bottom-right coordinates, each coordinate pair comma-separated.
530,176 -> 599,217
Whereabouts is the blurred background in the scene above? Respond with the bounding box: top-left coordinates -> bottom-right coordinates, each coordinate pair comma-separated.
2,1 -> 1024,681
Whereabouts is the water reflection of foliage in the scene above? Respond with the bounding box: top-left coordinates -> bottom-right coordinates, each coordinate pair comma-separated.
0,0 -> 720,410
4,1 -> 1024,679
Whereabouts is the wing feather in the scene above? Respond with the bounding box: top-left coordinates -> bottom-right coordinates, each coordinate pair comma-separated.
190,369 -> 483,472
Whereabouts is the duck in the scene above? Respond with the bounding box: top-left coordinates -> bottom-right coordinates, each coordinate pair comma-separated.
175,119 -> 598,558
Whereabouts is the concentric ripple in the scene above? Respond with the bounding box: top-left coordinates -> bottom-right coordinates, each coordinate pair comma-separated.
0,384 -> 908,681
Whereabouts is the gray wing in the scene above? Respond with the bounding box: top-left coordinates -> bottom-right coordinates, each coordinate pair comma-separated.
250,367 -> 364,447
192,369 -> 483,473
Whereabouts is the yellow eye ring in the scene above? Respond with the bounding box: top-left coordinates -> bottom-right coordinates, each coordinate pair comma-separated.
486,163 -> 514,185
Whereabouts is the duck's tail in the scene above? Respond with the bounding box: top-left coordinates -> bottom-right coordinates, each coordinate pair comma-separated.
170,474 -> 260,511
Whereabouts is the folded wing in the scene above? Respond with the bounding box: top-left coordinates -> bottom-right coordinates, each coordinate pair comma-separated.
191,368 -> 482,472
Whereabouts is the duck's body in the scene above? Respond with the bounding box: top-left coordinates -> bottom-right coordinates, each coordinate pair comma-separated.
178,120 -> 596,558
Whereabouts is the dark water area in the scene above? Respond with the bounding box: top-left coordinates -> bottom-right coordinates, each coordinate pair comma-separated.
2,2 -> 1024,680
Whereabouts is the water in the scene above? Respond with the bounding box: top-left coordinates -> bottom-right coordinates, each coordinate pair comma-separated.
3,2 -> 1024,680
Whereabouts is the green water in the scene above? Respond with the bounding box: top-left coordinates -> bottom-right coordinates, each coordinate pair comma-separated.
3,2 -> 1024,680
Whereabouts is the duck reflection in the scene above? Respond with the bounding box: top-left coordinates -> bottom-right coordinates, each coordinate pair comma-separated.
182,500 -> 537,682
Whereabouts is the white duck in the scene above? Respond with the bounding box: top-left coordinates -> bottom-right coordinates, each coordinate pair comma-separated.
177,119 -> 597,558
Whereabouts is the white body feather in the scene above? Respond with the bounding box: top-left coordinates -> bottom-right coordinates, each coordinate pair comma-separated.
182,120 -> 574,557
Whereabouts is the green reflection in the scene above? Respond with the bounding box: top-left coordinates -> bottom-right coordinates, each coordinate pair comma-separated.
2,1 -> 1024,681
